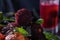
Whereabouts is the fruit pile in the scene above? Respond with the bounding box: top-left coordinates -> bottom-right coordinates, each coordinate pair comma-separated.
0,8 -> 59,40
0,8 -> 47,40
0,8 -> 32,40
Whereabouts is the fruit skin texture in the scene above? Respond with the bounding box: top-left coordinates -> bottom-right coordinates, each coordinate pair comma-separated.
0,33 -> 5,40
13,32 -> 25,40
15,32 -> 29,40
5,32 -> 29,40
15,8 -> 33,26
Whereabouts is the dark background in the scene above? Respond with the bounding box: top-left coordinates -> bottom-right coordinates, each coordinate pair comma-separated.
1,0 -> 59,18
1,0 -> 39,13
0,0 -> 60,17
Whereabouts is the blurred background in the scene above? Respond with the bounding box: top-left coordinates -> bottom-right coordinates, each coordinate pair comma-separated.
1,0 -> 39,13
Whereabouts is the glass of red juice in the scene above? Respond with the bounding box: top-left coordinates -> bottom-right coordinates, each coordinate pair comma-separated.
40,0 -> 59,30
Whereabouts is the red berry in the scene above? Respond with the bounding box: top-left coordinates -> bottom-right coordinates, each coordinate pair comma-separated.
15,8 -> 33,26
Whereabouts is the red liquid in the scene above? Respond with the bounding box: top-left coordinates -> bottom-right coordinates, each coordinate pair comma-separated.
40,4 -> 58,29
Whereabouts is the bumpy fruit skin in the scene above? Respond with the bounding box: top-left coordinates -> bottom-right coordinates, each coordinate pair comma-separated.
15,8 -> 33,26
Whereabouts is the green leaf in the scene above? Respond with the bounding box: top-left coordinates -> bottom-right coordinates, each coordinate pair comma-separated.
15,27 -> 29,36
43,32 -> 60,40
3,16 -> 15,22
36,18 -> 44,24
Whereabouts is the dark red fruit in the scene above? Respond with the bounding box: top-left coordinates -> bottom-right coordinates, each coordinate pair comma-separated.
15,8 -> 33,26
31,23 -> 47,40
0,33 -> 5,40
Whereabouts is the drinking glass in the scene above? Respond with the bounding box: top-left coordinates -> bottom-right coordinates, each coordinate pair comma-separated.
40,0 -> 59,33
